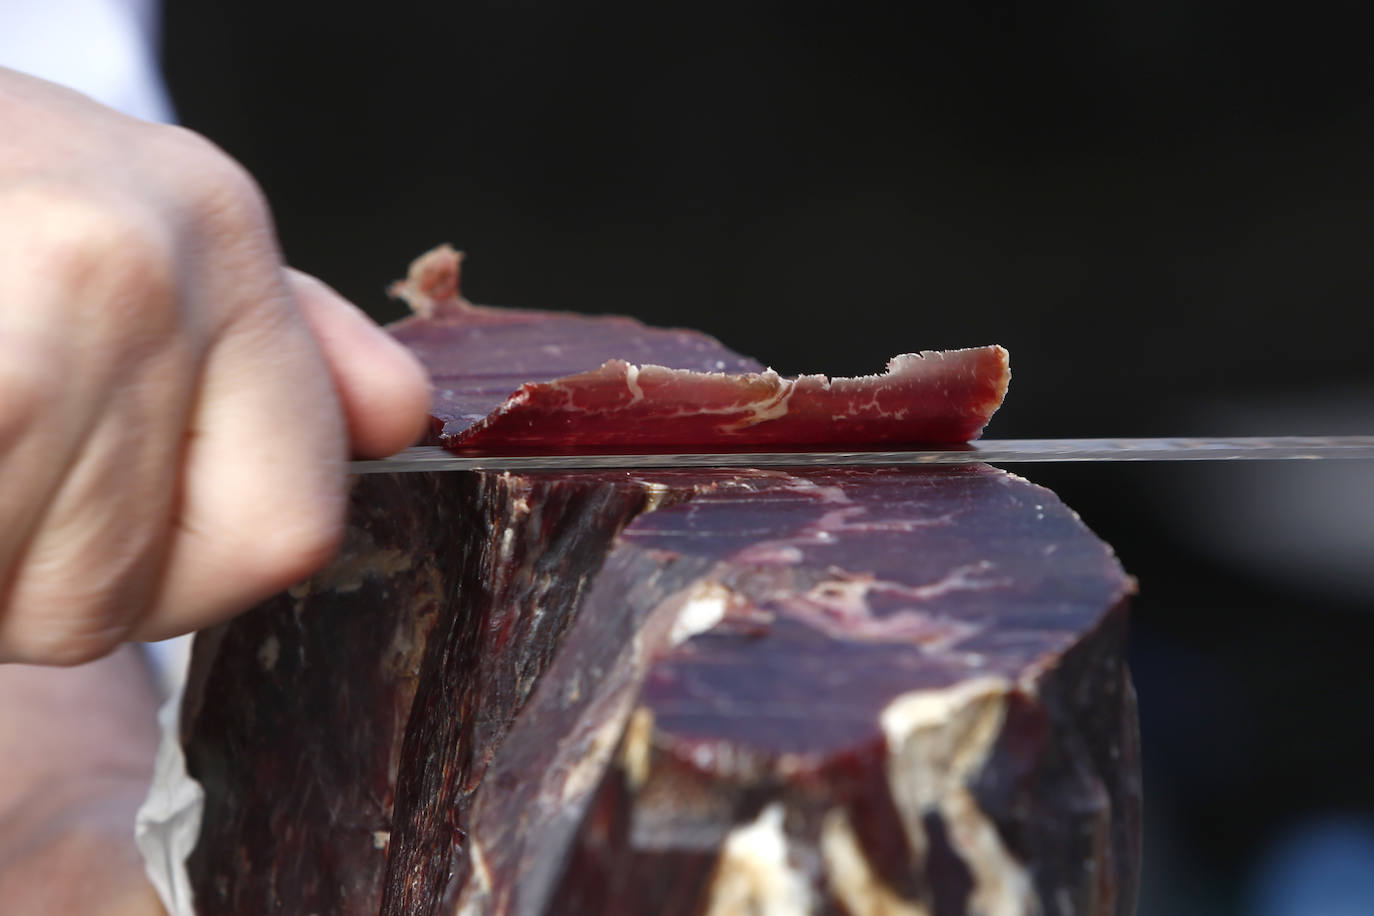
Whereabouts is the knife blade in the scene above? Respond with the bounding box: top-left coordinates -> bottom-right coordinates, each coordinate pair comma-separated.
347,436 -> 1374,474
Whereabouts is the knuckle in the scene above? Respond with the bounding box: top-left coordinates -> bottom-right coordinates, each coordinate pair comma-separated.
12,184 -> 177,328
0,343 -> 56,443
157,126 -> 271,234
97,217 -> 175,300
82,230 -> 177,335
19,184 -> 136,260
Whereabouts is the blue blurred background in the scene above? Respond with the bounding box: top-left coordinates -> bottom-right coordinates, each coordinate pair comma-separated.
157,3 -> 1374,912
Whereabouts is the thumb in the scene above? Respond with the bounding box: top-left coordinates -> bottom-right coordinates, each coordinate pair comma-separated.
286,269 -> 432,457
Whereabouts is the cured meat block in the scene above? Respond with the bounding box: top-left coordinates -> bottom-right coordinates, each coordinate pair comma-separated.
181,467 -> 1137,915
177,253 -> 1138,915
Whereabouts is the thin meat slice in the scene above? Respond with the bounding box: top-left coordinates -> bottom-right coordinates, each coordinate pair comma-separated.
388,246 -> 1009,450
437,352 -> 1007,450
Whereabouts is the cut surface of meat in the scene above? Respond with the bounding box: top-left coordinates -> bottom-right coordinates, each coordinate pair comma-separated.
181,465 -> 1139,916
387,246 -> 1009,450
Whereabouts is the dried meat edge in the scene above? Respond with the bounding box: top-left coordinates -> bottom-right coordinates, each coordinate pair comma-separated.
389,245 -> 1011,449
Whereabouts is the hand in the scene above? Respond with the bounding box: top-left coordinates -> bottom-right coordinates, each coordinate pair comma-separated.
0,68 -> 431,665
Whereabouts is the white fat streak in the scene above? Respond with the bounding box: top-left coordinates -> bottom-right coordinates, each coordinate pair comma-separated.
640,480 -> 672,513
880,677 -> 1039,916
626,366 -> 798,430
561,709 -> 634,805
808,562 -> 998,612
731,543 -> 805,566
821,809 -> 930,916
746,374 -> 797,424
624,363 -> 645,403
452,836 -> 493,916
257,635 -> 280,672
704,803 -> 815,916
722,371 -> 798,430
669,581 -> 730,646
620,706 -> 655,791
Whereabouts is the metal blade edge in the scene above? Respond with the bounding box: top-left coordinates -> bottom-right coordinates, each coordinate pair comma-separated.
348,436 -> 1374,474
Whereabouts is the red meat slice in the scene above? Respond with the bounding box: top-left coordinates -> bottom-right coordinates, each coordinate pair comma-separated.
388,246 -> 1009,450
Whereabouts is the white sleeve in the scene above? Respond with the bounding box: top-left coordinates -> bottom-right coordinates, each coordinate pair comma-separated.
0,0 -> 173,123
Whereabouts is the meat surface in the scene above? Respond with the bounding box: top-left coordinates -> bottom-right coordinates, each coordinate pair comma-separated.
388,246 -> 1009,449
178,250 -> 1137,916
182,466 -> 1139,916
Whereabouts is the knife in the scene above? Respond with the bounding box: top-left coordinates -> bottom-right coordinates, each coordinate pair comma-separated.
347,436 -> 1374,474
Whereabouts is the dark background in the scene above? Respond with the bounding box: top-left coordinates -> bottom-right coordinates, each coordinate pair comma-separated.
162,4 -> 1374,913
